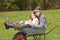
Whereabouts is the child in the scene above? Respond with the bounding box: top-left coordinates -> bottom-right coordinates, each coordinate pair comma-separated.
18,13 -> 38,27
4,13 -> 38,29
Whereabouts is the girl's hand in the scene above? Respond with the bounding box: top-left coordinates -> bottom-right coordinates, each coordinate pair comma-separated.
29,22 -> 32,27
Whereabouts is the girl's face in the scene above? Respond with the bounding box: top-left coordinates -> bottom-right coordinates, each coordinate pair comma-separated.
35,11 -> 40,17
30,14 -> 36,19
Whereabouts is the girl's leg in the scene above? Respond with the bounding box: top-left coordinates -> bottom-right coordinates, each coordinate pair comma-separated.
4,20 -> 31,30
4,20 -> 22,30
4,21 -> 14,29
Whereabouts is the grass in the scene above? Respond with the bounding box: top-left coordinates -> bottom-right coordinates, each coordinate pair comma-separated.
0,10 -> 60,40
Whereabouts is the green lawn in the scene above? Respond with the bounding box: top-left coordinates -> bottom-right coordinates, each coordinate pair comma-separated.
0,10 -> 60,40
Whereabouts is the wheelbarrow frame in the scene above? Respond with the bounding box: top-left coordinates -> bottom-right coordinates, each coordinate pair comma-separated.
12,24 -> 59,40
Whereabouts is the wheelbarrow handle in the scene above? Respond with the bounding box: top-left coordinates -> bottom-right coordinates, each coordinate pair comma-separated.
46,24 -> 60,35
47,21 -> 54,26
58,24 -> 60,26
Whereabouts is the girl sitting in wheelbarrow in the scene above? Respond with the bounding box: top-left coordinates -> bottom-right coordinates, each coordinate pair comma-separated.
4,11 -> 39,29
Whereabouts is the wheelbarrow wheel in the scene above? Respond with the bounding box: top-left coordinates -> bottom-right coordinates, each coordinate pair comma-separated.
12,32 -> 26,40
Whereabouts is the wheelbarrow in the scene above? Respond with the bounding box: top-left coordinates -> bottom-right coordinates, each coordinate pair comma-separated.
12,22 -> 60,40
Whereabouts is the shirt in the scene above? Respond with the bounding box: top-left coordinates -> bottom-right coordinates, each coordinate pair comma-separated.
25,18 -> 38,25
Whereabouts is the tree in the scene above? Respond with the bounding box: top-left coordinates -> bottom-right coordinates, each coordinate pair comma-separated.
14,0 -> 28,10
48,0 -> 57,9
30,0 -> 38,10
0,0 -> 60,11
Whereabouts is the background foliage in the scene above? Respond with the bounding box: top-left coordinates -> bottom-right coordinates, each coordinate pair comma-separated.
0,0 -> 60,11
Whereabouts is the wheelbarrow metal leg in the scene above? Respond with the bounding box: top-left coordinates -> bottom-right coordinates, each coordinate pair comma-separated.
33,35 -> 39,40
44,34 -> 46,40
33,36 -> 37,40
39,35 -> 41,40
35,36 -> 38,40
